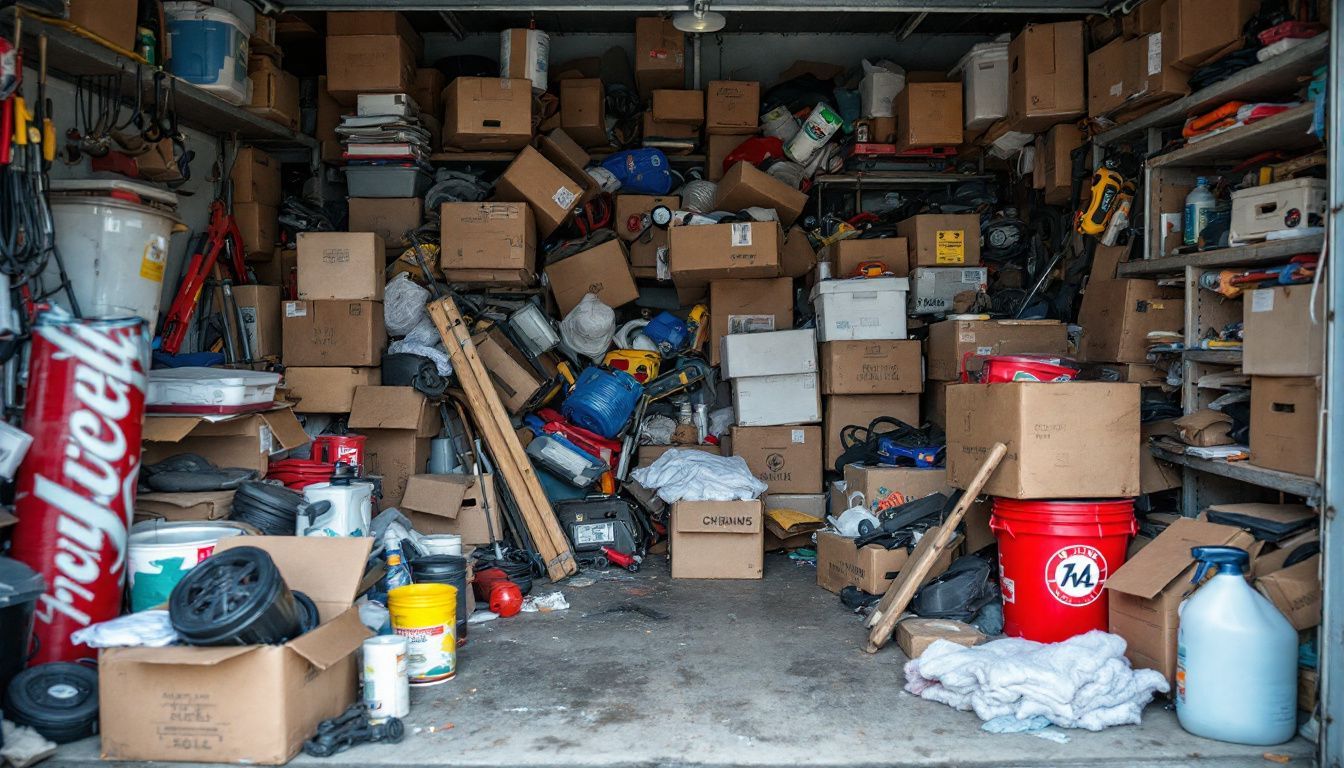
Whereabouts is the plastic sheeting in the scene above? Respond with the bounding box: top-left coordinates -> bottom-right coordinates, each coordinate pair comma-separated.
630,448 -> 768,502
384,273 -> 430,337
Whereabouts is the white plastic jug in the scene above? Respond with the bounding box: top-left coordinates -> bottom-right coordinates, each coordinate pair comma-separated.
300,477 -> 374,537
1176,546 -> 1298,745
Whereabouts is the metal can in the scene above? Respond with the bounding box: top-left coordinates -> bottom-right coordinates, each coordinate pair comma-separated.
362,635 -> 410,722
312,434 -> 366,473
10,313 -> 150,664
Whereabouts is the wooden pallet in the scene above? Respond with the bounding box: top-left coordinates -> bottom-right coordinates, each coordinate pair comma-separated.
428,297 -> 577,582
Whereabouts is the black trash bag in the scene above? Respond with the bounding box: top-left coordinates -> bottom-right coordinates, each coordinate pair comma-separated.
910,555 -> 998,623
381,352 -> 448,398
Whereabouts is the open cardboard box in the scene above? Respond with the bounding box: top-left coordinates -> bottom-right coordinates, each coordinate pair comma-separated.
141,407 -> 309,475
99,537 -> 375,764
400,473 -> 503,546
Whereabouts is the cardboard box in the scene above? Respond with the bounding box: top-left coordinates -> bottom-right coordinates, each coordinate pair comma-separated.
669,500 -> 763,579
708,277 -> 794,366
780,226 -> 818,279
231,147 -> 282,206
820,340 -> 922,395
68,0 -> 138,50
99,537 -> 372,765
713,162 -> 808,227
925,319 -> 1070,381
350,387 -> 442,506
1107,517 -> 1258,683
1256,556 -> 1321,631
1122,0 -> 1165,38
634,17 -> 686,97
824,394 -> 921,470
326,11 -> 422,57
669,221 -> 781,301
1250,376 -> 1320,477
705,134 -> 743,181
296,233 -> 384,301
706,81 -> 760,135
720,329 -> 817,380
763,493 -> 827,520
254,247 -> 297,287
652,89 -> 704,125
893,82 -> 963,151
235,202 -> 279,260
281,301 -> 386,367
537,129 -> 601,207
842,464 -> 951,513
348,198 -> 422,254
440,202 -> 535,276
629,228 -> 669,280
816,526 -> 959,595
232,285 -> 281,359
441,77 -> 533,151
559,79 -> 608,148
325,35 -> 415,105
494,146 -> 582,238
315,76 -> 344,165
1140,419 -> 1183,493
730,425 -> 823,494
1035,124 -> 1088,206
135,490 -> 235,524
1243,285 -> 1325,376
1087,37 -> 1134,117
1161,0 -> 1259,69
946,383 -> 1141,499
1077,280 -> 1184,363
613,194 -> 680,242
822,238 -> 909,278
1007,21 -> 1087,132
285,367 -> 381,413
733,374 -> 821,427
474,327 -> 548,415
896,214 -> 981,268
544,239 -> 639,316
908,267 -> 988,316
142,408 -> 309,476
247,59 -> 300,130
400,474 -> 502,546
412,68 -> 447,120
923,379 -> 951,428
896,618 -> 988,659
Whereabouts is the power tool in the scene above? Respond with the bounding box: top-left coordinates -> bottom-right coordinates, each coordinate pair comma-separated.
1076,164 -> 1135,237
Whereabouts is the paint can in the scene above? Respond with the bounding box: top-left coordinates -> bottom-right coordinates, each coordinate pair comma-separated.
127,521 -> 251,612
361,635 -> 410,722
388,583 -> 457,685
785,102 -> 843,164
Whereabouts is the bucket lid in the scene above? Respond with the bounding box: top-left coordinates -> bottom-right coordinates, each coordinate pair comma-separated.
0,557 -> 45,608
949,41 -> 1010,77
164,1 -> 248,27
809,276 -> 910,298
49,179 -> 180,208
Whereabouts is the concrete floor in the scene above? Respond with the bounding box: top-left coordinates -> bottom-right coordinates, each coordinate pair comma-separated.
54,553 -> 1314,768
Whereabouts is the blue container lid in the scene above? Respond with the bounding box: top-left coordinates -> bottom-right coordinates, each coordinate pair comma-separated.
0,557 -> 45,609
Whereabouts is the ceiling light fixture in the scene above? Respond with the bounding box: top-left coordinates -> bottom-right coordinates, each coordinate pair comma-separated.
673,1 -> 726,33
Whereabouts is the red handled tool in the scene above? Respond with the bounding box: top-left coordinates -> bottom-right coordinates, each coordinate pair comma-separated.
159,200 -> 250,354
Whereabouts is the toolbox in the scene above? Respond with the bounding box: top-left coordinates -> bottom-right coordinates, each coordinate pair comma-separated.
553,496 -> 650,556
1230,178 -> 1326,244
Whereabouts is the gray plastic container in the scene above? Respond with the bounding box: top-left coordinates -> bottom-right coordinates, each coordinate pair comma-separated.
344,166 -> 434,198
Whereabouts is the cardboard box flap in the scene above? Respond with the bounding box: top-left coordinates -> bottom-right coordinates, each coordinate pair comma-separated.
112,645 -> 259,666
399,475 -> 473,519
142,416 -> 208,443
348,386 -> 433,432
216,536 -> 373,610
674,504 -> 762,534
1106,518 -> 1250,600
287,609 -> 371,670
136,491 -> 233,509
260,409 -> 311,452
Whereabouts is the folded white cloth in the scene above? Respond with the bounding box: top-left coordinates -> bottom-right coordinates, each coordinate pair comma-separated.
630,448 -> 767,502
904,630 -> 1169,731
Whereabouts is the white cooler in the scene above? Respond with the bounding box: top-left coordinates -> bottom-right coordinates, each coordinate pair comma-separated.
810,277 -> 909,341
148,368 -> 281,415
950,40 -> 1010,131
1230,178 -> 1327,244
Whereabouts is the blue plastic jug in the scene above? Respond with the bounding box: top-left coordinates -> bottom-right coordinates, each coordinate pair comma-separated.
561,367 -> 643,439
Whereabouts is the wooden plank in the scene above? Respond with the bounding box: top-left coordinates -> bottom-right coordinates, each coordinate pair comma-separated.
864,442 -> 1007,653
428,297 -> 577,581
1147,105 -> 1319,168
1117,234 -> 1325,277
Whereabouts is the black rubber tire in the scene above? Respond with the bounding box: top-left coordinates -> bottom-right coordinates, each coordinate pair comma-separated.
169,546 -> 303,646
3,662 -> 99,744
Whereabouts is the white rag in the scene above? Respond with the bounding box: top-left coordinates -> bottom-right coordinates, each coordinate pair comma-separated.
903,630 -> 1170,731
630,448 -> 767,502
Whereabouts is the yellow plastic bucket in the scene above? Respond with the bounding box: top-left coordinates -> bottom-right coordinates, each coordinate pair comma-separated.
388,584 -> 457,685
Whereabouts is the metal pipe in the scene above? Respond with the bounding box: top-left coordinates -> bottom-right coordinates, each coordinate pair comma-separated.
692,33 -> 701,90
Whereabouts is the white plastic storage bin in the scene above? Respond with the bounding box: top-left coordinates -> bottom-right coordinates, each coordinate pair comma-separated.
720,329 -> 818,379
1229,178 -> 1327,244
908,267 -> 988,316
950,40 -> 1009,131
733,373 -> 821,427
164,2 -> 251,106
810,277 -> 910,341
147,368 -> 281,414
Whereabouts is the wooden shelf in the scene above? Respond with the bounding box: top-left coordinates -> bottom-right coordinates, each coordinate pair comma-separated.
431,151 -> 707,165
1184,349 -> 1243,364
1147,104 -> 1320,168
1151,441 -> 1318,500
815,171 -> 994,187
1097,34 -> 1328,147
1118,233 -> 1325,276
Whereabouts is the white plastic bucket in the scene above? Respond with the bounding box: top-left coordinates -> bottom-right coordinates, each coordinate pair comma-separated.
128,521 -> 250,612
362,635 -> 410,722
48,194 -> 181,334
420,534 -> 464,556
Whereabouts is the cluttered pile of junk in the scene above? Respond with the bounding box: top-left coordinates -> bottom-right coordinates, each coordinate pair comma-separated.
0,0 -> 1330,764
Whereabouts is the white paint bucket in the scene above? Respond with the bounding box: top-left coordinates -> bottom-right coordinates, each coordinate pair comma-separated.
362,635 -> 410,722
785,102 -> 843,164
128,521 -> 249,611
419,534 -> 463,556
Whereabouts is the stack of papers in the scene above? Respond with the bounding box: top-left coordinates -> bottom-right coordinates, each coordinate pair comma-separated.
338,94 -> 433,170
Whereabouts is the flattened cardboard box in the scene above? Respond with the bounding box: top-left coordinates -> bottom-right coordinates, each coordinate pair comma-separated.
820,340 -> 922,395
134,490 -> 235,524
400,473 -> 503,546
925,319 -> 1069,381
730,425 -> 823,494
544,239 -> 639,316
281,301 -> 386,367
284,367 -> 381,414
670,500 -> 763,579
714,162 -> 808,227
708,277 -> 794,366
945,383 -> 1141,499
99,537 -> 373,765
142,408 -> 309,476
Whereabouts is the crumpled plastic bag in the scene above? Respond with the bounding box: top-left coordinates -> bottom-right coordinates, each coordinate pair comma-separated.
521,592 -> 570,613
384,273 -> 431,337
71,610 -> 177,648
630,448 -> 768,502
560,293 -> 616,362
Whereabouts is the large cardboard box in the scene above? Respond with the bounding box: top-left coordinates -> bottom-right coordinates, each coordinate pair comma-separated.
1161,0 -> 1259,69
614,194 -> 680,241
229,284 -> 281,359
326,11 -> 422,57
1243,286 -> 1324,376
1107,517 -> 1257,684
628,228 -> 669,280
235,202 -> 279,260
440,202 -> 536,278
713,162 -> 808,227
730,425 -> 823,494
652,89 -> 704,125
350,387 -> 442,507
1007,21 -> 1087,132
842,464 -> 951,513
99,537 -> 372,765
400,474 -> 502,546
325,35 -> 415,105
708,277 -> 793,366
823,394 -> 921,471
896,214 -> 981,268
142,408 -> 309,475
559,79 -> 608,148
68,0 -> 139,50
820,340 -> 922,395
247,59 -> 300,131
705,81 -> 760,135
285,367 -> 381,413
231,147 -> 282,206
494,146 -> 582,238
1077,279 -> 1184,363
669,221 -> 781,302
892,82 -> 963,152
1255,555 -> 1321,632
1250,376 -> 1320,477
1087,37 -> 1134,117
1035,124 -> 1088,206
296,233 -> 385,302
544,239 -> 639,316
134,490 -> 235,524
537,130 -> 601,207
634,17 -> 686,97
946,383 -> 1141,499
442,77 -> 533,151
815,526 -> 958,595
733,374 -> 821,427
821,237 -> 909,278
669,500 -> 764,579
925,319 -> 1070,381
281,300 -> 386,367
348,198 -> 422,254
907,267 -> 988,316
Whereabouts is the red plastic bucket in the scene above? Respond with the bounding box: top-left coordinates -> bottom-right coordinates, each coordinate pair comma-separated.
990,498 -> 1137,643
962,353 -> 1080,383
